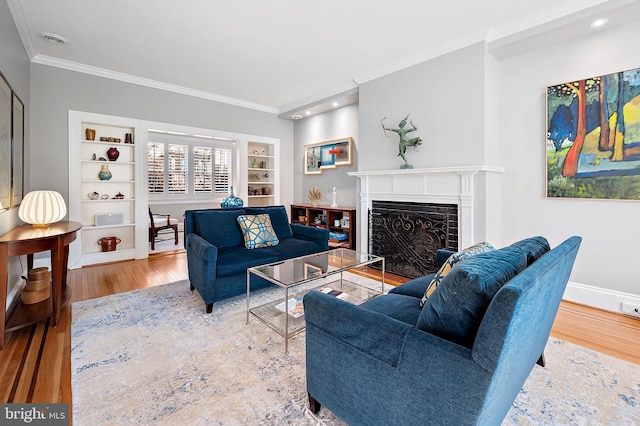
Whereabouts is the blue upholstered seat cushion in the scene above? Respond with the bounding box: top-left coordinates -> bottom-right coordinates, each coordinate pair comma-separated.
416,246 -> 527,347
193,209 -> 244,248
215,245 -> 279,277
236,214 -> 279,249
263,237 -> 326,259
246,206 -> 293,239
509,236 -> 550,265
360,293 -> 423,326
389,274 -> 435,299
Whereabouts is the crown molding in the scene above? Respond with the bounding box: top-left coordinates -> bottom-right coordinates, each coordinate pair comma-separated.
31,54 -> 279,114
7,0 -> 37,59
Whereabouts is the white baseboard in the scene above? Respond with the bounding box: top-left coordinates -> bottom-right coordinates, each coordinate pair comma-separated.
563,281 -> 640,316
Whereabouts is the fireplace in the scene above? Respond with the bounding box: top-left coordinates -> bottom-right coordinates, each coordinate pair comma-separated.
348,166 -> 504,273
369,201 -> 458,278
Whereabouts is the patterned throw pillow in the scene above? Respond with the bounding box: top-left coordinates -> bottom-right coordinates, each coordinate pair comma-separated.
419,242 -> 495,307
236,214 -> 279,249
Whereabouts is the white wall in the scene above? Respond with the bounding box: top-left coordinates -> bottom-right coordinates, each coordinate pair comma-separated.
294,103 -> 359,208
498,20 -> 640,301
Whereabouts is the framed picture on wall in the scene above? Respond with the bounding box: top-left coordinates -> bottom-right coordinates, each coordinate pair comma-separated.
0,72 -> 11,211
304,137 -> 353,175
546,67 -> 640,200
11,92 -> 24,207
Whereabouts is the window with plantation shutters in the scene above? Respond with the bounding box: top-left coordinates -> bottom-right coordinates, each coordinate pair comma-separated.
167,144 -> 187,193
214,148 -> 232,194
147,142 -> 164,193
147,130 -> 235,200
193,146 -> 213,193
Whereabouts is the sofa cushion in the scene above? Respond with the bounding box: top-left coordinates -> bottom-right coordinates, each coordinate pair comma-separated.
420,242 -> 495,307
216,245 -> 279,277
237,214 -> 280,249
263,236 -> 326,259
246,206 -> 293,239
416,245 -> 527,348
389,274 -> 435,299
360,293 -> 423,326
193,209 -> 244,248
509,236 -> 550,265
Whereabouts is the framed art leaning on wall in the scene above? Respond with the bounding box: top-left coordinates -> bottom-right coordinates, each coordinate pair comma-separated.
304,137 -> 352,175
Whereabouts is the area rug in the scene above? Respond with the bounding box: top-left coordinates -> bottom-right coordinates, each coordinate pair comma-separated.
71,278 -> 640,425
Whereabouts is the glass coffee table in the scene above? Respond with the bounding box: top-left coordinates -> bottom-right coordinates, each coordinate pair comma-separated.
246,248 -> 385,352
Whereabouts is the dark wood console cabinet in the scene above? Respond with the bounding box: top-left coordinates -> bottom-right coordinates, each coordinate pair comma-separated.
290,204 -> 356,250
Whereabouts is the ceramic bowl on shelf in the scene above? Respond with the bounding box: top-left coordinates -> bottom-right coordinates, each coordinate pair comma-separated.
87,192 -> 99,200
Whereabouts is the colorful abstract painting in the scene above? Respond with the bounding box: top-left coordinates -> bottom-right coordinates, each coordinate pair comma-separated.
547,67 -> 640,200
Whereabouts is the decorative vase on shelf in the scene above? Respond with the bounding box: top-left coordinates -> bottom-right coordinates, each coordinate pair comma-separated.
98,164 -> 112,180
107,147 -> 120,161
251,158 -> 259,168
220,186 -> 243,208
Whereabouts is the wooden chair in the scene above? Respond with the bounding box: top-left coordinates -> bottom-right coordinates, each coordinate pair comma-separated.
148,207 -> 179,250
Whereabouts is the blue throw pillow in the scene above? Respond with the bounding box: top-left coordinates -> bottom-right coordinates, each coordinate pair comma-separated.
236,214 -> 280,249
420,242 -> 495,307
246,206 -> 293,239
508,236 -> 550,265
416,245 -> 527,348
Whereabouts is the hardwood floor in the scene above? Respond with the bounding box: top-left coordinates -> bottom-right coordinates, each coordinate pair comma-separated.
1,250 -> 638,407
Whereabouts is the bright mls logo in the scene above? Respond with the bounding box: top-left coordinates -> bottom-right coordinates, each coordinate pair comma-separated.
1,404 -> 69,425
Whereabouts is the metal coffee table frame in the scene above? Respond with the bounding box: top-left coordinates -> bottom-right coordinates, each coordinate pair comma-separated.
246,248 -> 385,352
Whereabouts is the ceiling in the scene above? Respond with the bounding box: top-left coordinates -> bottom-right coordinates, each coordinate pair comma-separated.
6,0 -> 640,119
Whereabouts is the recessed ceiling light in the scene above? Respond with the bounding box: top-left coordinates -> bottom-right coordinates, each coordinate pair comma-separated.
292,114 -> 303,120
332,102 -> 339,107
305,111 -> 311,115
39,32 -> 68,44
590,18 -> 608,28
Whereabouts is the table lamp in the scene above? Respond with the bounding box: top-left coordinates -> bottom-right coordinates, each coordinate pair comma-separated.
18,190 -> 67,227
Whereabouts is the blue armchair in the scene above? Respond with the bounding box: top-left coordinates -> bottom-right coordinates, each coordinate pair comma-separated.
303,236 -> 581,425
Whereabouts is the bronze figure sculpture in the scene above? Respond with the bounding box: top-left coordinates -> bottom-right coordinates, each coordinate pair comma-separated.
382,114 -> 422,169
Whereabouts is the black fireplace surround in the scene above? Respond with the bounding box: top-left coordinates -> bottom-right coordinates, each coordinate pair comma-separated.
369,201 -> 458,279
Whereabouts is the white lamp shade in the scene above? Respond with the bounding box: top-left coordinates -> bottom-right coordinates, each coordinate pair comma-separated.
18,191 -> 67,227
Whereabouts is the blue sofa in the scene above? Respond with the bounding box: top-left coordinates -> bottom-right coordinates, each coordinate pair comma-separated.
304,236 -> 581,425
185,206 -> 329,313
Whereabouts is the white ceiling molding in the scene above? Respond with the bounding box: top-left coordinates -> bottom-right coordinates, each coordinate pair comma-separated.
31,55 -> 279,114
7,0 -> 37,59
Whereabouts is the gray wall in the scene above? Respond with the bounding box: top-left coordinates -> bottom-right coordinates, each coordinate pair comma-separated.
306,24 -> 640,304
359,43 -> 487,170
294,103 -> 359,208
1,0 -> 30,310
29,64 -> 294,209
498,20 -> 640,297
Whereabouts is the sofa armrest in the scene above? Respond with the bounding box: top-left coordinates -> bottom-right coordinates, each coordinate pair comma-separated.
304,291 -> 413,367
186,233 -> 218,263
304,291 -> 491,424
291,224 -> 329,244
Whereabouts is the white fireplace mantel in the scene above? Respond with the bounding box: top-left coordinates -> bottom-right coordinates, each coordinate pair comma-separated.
348,165 -> 504,251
